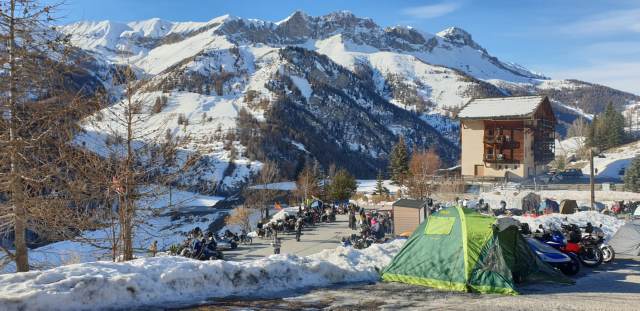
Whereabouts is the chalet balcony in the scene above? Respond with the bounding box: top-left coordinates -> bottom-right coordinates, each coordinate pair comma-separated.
483,136 -> 520,149
483,154 -> 520,164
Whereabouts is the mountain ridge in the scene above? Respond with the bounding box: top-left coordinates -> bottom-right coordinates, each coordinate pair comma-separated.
59,10 -> 640,192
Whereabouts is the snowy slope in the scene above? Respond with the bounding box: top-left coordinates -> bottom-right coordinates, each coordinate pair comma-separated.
581,140 -> 640,179
59,10 -> 640,183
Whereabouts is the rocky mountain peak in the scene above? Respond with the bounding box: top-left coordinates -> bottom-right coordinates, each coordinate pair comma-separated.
436,26 -> 484,51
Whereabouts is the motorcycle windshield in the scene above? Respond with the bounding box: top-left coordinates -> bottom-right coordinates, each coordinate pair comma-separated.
526,237 -> 564,255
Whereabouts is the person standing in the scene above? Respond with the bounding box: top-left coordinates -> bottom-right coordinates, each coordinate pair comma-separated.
295,217 -> 303,242
271,235 -> 281,254
149,240 -> 158,257
350,210 -> 357,230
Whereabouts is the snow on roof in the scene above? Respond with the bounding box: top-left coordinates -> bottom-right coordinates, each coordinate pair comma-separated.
458,96 -> 546,119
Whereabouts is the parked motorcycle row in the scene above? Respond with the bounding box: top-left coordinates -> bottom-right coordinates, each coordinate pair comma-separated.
171,227 -> 253,261
522,221 -> 614,276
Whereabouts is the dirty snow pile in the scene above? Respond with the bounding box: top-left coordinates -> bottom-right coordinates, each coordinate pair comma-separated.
514,211 -> 625,240
0,240 -> 405,311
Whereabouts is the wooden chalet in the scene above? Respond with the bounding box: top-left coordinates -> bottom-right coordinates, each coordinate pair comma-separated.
458,96 -> 555,180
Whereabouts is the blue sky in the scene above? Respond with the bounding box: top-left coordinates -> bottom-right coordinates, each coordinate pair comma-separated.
55,0 -> 640,95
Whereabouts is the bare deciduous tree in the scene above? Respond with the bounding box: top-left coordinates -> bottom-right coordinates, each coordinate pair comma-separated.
245,160 -> 279,220
406,149 -> 441,200
295,161 -> 320,206
224,206 -> 253,232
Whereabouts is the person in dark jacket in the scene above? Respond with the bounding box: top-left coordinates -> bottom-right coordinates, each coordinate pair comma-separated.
295,218 -> 303,242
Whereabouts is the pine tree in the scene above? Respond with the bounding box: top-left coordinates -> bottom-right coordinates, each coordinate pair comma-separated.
374,170 -> 386,195
587,103 -> 627,150
389,136 -> 409,186
327,169 -> 358,202
603,102 -> 625,149
624,156 -> 640,193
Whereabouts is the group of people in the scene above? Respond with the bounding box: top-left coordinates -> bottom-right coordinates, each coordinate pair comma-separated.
347,206 -> 393,240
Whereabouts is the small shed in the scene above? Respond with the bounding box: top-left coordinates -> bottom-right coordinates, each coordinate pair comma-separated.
392,199 -> 428,236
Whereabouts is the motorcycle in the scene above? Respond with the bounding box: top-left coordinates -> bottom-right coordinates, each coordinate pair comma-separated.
562,224 -> 603,267
239,233 -> 253,245
534,224 -> 603,268
526,237 -> 580,276
216,237 -> 238,250
179,238 -> 224,260
584,223 -> 615,263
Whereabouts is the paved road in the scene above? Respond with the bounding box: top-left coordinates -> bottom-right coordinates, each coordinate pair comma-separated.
223,214 -> 359,260
183,257 -> 640,311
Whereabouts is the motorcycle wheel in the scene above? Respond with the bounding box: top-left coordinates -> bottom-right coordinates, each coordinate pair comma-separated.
560,257 -> 580,276
601,245 -> 615,263
578,246 -> 604,267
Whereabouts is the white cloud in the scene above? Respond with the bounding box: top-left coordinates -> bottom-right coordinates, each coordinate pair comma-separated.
402,2 -> 461,19
547,61 -> 640,96
560,9 -> 640,35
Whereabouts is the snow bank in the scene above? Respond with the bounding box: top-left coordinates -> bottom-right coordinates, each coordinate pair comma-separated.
356,179 -> 401,194
480,190 -> 537,210
514,211 -> 625,240
0,240 -> 405,311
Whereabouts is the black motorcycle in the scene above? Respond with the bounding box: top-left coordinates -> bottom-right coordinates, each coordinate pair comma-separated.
239,233 -> 253,245
562,224 -> 603,268
179,238 -> 223,260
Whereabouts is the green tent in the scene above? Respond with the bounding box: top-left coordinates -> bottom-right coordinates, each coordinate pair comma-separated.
382,206 -> 571,295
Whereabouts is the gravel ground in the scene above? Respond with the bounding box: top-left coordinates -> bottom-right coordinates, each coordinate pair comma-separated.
180,257 -> 640,311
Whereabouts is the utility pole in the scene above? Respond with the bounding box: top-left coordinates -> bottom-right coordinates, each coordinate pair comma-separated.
590,148 -> 595,211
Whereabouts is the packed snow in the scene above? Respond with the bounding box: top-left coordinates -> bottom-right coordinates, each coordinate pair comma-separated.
289,75 -> 313,100
247,180 -> 401,194
458,96 -> 544,119
514,211 -> 625,240
356,179 -> 401,195
0,240 -> 405,311
480,189 -> 640,210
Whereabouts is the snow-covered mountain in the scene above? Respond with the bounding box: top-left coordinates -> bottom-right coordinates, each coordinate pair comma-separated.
61,11 -> 640,190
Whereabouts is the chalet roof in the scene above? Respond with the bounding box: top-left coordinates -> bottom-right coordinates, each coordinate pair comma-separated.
458,95 -> 547,119
392,199 -> 427,209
